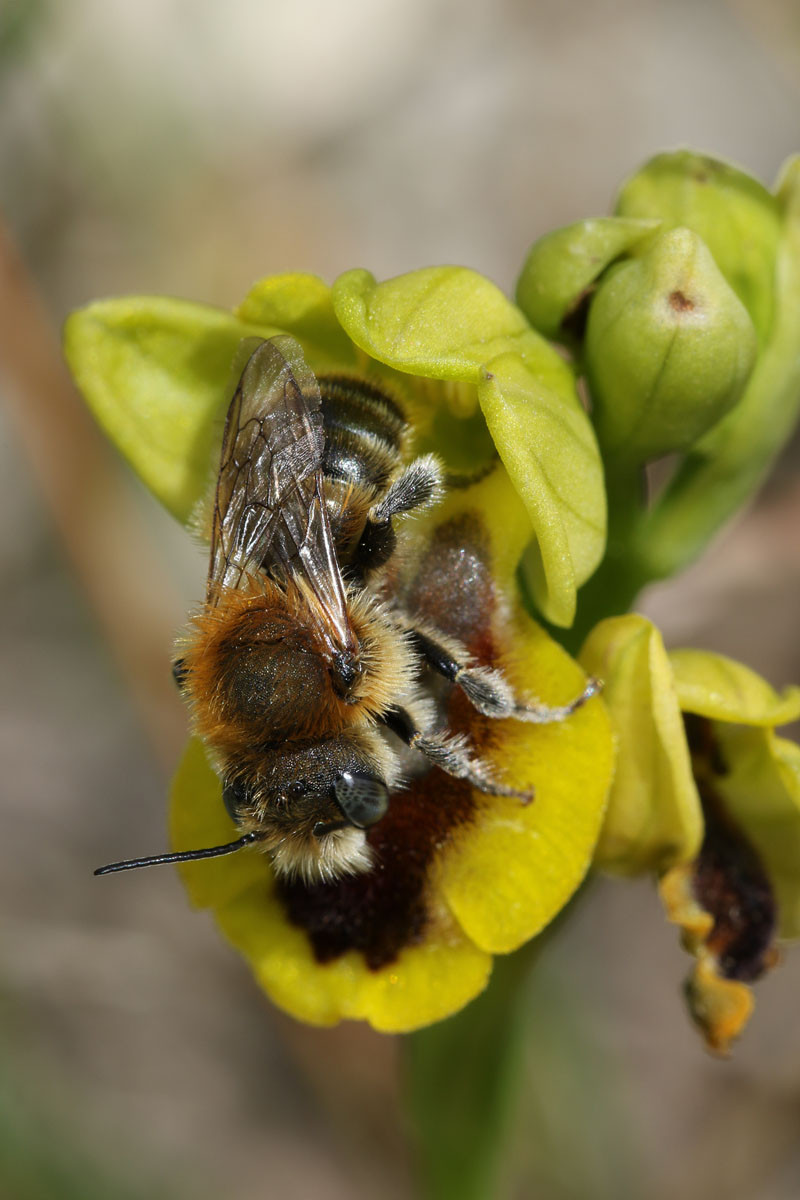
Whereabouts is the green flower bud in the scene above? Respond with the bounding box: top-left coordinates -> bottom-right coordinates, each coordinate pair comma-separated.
629,156 -> 800,580
515,217 -> 659,340
585,227 -> 757,463
615,151 -> 781,344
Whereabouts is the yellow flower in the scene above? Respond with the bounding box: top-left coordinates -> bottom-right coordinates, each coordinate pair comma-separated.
65,268 -> 614,1031
172,469 -> 612,1032
581,616 -> 800,1053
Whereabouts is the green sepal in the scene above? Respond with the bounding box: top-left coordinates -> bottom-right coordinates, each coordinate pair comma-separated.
615,150 -> 781,344
585,227 -> 756,464
515,216 -> 659,339
332,266 -> 606,626
236,272 -> 359,369
64,297 -> 275,523
478,353 -> 606,627
331,266 -> 531,380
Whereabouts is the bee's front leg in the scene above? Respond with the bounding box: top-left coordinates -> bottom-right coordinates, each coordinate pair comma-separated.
407,626 -> 600,724
381,705 -> 532,803
172,656 -> 189,692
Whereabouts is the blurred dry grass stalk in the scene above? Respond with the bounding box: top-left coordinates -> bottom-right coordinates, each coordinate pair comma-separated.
0,217 -> 185,768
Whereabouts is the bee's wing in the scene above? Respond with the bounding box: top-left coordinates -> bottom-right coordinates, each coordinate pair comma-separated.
208,336 -> 355,653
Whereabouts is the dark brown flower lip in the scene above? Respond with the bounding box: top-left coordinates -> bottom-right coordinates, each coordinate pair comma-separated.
279,512 -> 499,970
685,715 -> 778,984
278,749 -> 478,970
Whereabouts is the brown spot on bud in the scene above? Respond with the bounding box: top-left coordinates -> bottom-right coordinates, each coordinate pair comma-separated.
669,290 -> 695,313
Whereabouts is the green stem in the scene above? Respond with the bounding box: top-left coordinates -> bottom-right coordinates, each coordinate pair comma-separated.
559,460 -> 647,654
404,941 -> 541,1200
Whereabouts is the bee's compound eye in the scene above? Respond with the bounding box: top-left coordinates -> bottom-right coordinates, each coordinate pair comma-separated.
333,772 -> 390,828
222,777 -> 249,822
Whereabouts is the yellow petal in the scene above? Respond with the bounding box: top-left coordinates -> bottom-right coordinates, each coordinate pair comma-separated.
216,884 -> 492,1033
169,467 -> 614,1029
170,740 -> 492,1031
438,615 -> 612,951
580,615 -> 703,873
430,473 -> 613,952
670,648 -> 800,727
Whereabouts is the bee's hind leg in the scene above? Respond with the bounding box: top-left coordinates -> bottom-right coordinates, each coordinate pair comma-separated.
408,626 -> 600,724
381,705 -> 533,803
371,454 -> 444,523
354,455 -> 444,577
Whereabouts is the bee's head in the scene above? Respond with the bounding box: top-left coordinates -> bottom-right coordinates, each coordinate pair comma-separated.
224,766 -> 390,884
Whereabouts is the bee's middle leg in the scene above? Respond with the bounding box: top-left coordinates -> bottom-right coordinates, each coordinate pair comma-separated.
381,705 -> 532,802
407,626 -> 600,723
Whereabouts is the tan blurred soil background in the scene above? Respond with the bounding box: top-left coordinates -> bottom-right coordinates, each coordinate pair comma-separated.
1,1 -> 800,1197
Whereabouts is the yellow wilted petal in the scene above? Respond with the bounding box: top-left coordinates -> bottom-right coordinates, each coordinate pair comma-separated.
580,615 -> 703,873
659,864 -> 756,1056
670,648 -> 800,727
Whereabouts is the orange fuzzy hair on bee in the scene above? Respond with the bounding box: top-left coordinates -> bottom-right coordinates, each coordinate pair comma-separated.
178,577 -> 416,754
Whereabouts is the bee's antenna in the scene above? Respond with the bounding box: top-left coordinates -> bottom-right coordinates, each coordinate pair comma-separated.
94,831 -> 263,876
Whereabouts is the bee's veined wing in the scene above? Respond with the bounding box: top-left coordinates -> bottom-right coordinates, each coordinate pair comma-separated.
208,335 -> 355,654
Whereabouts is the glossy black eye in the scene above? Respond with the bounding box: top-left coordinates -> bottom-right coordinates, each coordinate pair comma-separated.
333,772 -> 390,828
222,777 -> 250,822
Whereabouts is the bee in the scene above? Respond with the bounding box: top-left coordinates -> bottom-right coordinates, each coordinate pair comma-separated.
96,335 -> 597,882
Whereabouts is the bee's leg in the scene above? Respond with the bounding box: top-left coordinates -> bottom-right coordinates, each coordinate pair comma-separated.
371,453 -> 444,523
408,626 -> 600,723
354,454 -> 444,575
382,706 -> 533,802
172,656 -> 189,693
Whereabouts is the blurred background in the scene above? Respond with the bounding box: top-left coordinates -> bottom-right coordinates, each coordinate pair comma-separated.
1,0 -> 800,1196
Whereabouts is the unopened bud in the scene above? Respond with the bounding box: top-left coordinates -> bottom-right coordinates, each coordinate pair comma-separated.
585,227 -> 757,463
615,151 -> 780,343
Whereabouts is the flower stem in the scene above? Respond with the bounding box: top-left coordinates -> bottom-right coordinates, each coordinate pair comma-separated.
557,461 -> 647,654
404,942 -> 540,1200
